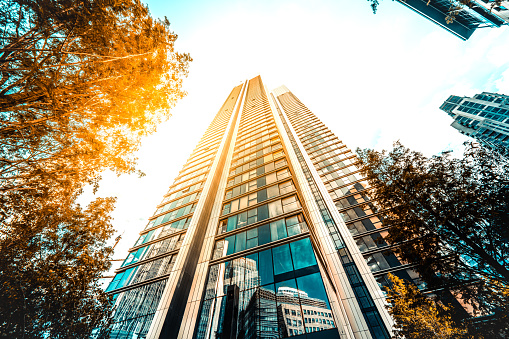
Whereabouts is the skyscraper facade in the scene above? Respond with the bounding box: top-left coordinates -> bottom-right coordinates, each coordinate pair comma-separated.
395,0 -> 507,40
440,92 -> 509,148
101,76 -> 423,339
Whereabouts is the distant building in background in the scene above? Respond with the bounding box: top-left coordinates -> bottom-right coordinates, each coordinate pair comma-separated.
440,92 -> 509,148
396,0 -> 508,40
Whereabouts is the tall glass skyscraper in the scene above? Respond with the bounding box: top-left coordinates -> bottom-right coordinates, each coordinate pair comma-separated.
440,92 -> 509,148
102,76 -> 422,339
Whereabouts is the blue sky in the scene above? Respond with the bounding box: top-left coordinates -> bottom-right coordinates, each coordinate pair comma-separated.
83,0 -> 509,269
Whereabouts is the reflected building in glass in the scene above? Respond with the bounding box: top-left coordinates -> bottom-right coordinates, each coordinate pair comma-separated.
100,76 -> 417,339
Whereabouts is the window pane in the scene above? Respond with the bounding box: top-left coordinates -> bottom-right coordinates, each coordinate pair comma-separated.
231,258 -> 246,290
238,212 -> 248,229
256,284 -> 278,338
259,249 -> 274,285
285,216 -> 299,227
266,172 -> 277,185
235,232 -> 246,253
290,238 -> 317,270
258,204 -> 269,221
296,273 -> 330,308
257,189 -> 268,202
267,185 -> 279,199
268,200 -> 283,218
246,237 -> 258,249
227,215 -> 237,232
247,227 -> 258,239
272,244 -> 293,276
248,208 -> 258,225
225,235 -> 235,256
258,223 -> 271,246
279,181 -> 295,194
245,253 -> 259,289
272,219 -> 287,241
265,162 -> 274,172
239,196 -> 248,210
248,193 -> 258,206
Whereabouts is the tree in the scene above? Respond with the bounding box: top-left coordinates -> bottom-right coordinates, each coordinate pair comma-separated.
0,0 -> 190,337
0,0 -> 191,195
0,188 -> 116,338
385,273 -> 470,339
357,142 -> 509,336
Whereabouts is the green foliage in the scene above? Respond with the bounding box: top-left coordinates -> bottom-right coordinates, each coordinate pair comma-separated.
0,184 -> 116,338
385,273 -> 470,339
357,142 -> 509,336
0,0 -> 190,337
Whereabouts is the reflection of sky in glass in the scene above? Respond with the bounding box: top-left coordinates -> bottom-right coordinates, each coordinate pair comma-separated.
297,273 -> 330,308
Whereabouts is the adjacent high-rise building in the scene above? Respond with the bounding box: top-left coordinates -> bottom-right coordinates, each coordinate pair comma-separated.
101,76 -> 430,339
440,92 -> 509,148
395,0 -> 508,40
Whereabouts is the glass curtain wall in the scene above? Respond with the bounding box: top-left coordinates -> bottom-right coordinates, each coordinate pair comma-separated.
195,77 -> 338,339
275,92 -> 417,286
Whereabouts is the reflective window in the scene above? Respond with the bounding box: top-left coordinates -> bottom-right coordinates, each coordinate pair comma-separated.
106,255 -> 176,292
101,280 -> 167,339
144,215 -> 190,232
122,233 -> 184,267
150,203 -> 197,228
222,181 -> 295,215
365,251 -> 403,272
272,244 -> 293,275
290,238 -> 317,270
213,215 -> 308,259
218,196 -> 301,234
197,237 -> 335,338
347,217 -> 383,235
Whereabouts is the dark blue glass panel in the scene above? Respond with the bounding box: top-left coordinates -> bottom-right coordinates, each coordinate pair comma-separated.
258,189 -> 268,202
235,232 -> 246,253
296,272 -> 330,307
225,235 -> 235,256
227,215 -> 237,232
290,238 -> 317,270
258,204 -> 269,221
259,249 -> 274,285
272,244 -> 293,275
258,224 -> 271,246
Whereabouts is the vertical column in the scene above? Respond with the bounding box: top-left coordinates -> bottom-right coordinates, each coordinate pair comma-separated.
177,80 -> 248,339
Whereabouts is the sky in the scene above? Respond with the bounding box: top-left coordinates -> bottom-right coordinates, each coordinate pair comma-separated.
80,0 -> 509,274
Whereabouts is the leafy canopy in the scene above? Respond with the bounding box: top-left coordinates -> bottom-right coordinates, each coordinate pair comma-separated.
0,0 -> 190,337
357,142 -> 509,335
385,273 -> 470,339
0,0 -> 191,195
